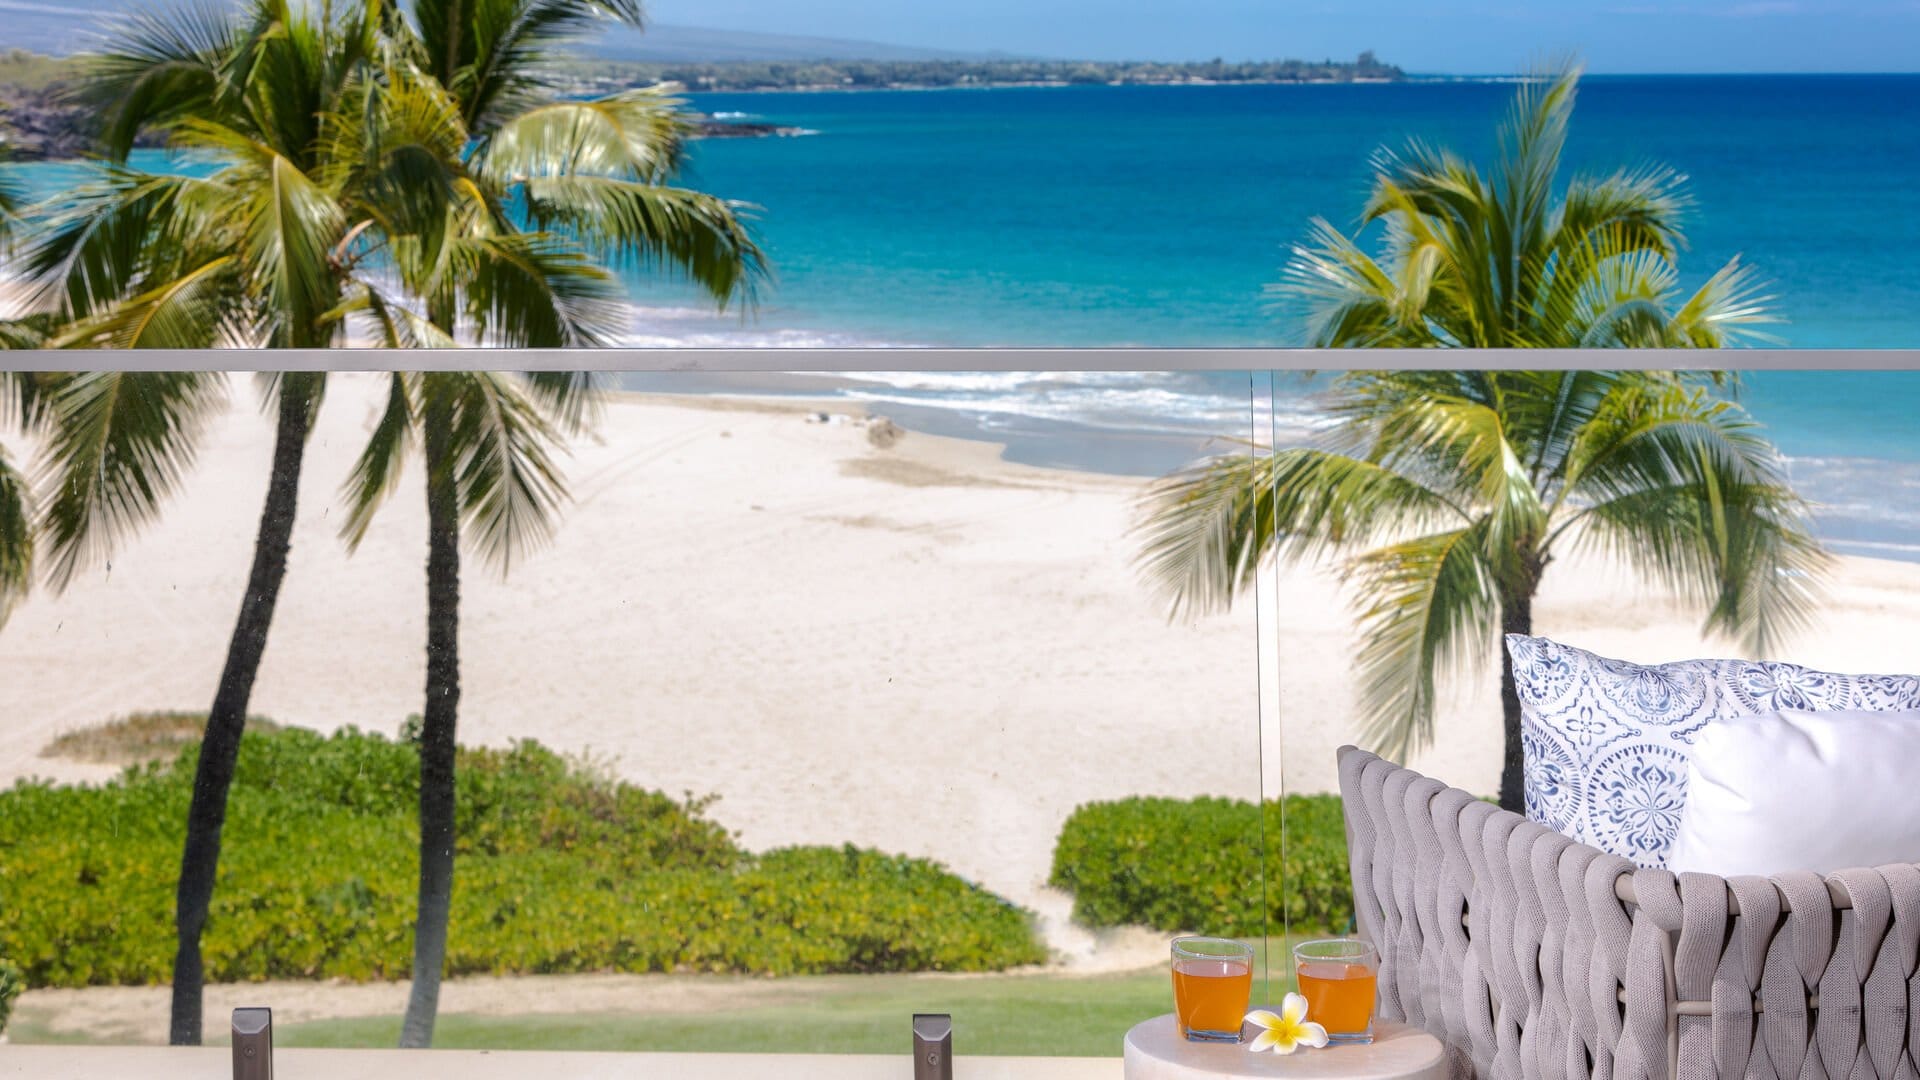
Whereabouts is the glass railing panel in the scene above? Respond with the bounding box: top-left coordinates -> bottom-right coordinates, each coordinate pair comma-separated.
0,366 -> 1269,1058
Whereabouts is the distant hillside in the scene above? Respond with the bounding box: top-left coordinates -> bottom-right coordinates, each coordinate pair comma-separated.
0,3 -> 1013,63
563,54 -> 1406,93
589,24 -> 1017,63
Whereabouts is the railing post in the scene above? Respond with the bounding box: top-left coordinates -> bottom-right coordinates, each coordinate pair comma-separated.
912,1013 -> 952,1080
232,1007 -> 272,1080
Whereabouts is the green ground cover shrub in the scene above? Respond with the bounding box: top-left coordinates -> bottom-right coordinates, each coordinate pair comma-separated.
0,727 -> 1043,989
1048,794 -> 1352,937
0,958 -> 21,1036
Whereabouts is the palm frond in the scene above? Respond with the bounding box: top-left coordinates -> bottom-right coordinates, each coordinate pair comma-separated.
0,442 -> 32,626
1666,256 -> 1781,347
413,0 -> 645,128
478,88 -> 689,184
1495,62 -> 1581,257
1560,379 -> 1776,501
1570,481 -> 1827,656
520,371 -> 602,434
1554,163 -> 1689,263
1496,369 -> 1629,494
1134,446 -> 1467,622
0,165 -> 24,249
0,315 -> 61,352
20,169 -> 240,322
1367,392 -> 1544,577
0,370 -> 66,430
520,175 -> 766,309
1568,243 -> 1682,348
31,371 -> 227,588
1274,218 -> 1411,348
50,255 -> 245,350
1558,381 -> 1828,654
78,0 -> 240,159
330,281 -> 461,349
438,371 -> 569,573
339,370 -> 418,548
225,0 -> 343,163
1363,171 -> 1499,345
166,124 -> 346,344
1363,141 -> 1491,240
1340,522 -> 1499,761
457,231 -> 627,347
325,61 -> 470,265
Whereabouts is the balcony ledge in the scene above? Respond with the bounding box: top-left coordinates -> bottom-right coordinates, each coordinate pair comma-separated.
0,1045 -> 1121,1079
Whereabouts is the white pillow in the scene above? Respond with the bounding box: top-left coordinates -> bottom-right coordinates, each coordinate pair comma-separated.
1667,707 -> 1920,877
1506,634 -> 1920,867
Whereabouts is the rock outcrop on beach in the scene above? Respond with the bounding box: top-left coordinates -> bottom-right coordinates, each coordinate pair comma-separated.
692,118 -> 809,139
0,84 -> 140,161
0,82 -> 804,160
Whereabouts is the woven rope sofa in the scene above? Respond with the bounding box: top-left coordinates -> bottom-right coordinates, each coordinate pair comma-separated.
1337,745 -> 1920,1080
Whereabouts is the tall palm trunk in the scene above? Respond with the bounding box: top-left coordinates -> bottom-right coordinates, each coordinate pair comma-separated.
169,382 -> 314,1046
400,402 -> 461,1049
1496,589 -> 1534,814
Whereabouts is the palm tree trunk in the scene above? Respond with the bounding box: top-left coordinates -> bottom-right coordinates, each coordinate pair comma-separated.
400,404 -> 460,1049
1497,589 -> 1534,814
168,384 -> 313,1046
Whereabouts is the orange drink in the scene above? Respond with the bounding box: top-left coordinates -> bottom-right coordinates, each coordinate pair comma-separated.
1293,939 -> 1380,1044
1172,959 -> 1253,1036
1170,937 -> 1254,1042
1297,961 -> 1378,1034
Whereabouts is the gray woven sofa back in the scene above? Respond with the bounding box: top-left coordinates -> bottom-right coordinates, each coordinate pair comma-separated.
1336,745 -> 1920,1080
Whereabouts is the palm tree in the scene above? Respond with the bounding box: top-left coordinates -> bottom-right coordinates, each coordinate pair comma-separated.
25,0 -> 759,1046
1138,67 -> 1828,813
25,0 -> 365,1044
339,370 -> 594,1048
323,0 -> 765,1048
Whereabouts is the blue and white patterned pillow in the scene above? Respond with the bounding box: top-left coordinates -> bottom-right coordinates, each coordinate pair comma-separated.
1506,635 -> 1920,868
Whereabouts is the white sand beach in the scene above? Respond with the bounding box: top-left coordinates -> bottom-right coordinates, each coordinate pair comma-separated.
8,373 -> 1920,966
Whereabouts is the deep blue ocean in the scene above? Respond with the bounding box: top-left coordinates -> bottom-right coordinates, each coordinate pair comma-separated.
15,75 -> 1920,556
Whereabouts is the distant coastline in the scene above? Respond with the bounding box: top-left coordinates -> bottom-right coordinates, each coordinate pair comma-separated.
558,53 -> 1406,94
642,76 -> 1404,95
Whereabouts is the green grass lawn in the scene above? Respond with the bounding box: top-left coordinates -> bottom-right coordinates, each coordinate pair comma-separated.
274,942 -> 1303,1057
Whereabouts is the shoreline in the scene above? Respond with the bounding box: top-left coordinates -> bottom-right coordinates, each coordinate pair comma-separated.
6,278 -> 1918,561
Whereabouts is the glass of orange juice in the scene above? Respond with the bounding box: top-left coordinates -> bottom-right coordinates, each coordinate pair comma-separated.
1170,936 -> 1254,1042
1293,938 -> 1379,1044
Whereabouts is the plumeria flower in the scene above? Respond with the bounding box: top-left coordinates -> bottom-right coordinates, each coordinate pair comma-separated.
1245,993 -> 1328,1054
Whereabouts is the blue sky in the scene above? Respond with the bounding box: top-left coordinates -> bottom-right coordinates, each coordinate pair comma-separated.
645,0 -> 1920,73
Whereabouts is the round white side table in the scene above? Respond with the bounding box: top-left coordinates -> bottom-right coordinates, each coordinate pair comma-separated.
1123,1013 -> 1448,1079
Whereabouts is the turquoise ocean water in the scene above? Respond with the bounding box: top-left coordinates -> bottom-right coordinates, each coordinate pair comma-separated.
658,76 -> 1920,560
16,75 -> 1920,555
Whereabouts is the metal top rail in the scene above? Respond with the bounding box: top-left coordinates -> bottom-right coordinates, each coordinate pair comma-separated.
1,347 -> 1918,373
